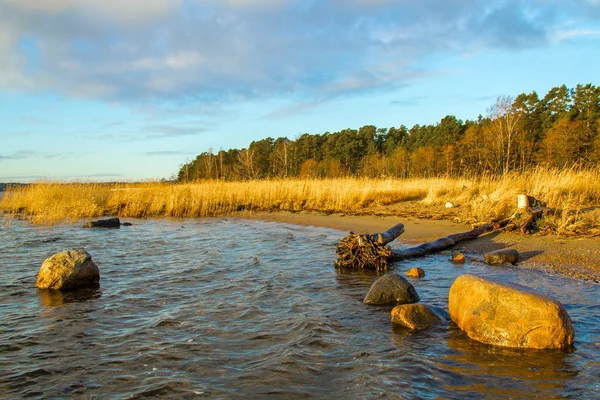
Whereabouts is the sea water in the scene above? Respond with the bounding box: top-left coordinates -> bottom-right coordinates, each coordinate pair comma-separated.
1,218 -> 599,398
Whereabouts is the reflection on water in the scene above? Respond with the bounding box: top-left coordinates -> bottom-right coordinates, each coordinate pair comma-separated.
37,287 -> 102,307
442,327 -> 579,398
0,217 -> 598,398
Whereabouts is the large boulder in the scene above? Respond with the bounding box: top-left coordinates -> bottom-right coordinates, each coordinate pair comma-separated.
82,218 -> 120,228
364,273 -> 419,305
484,249 -> 519,265
36,250 -> 100,290
391,304 -> 445,330
448,274 -> 574,349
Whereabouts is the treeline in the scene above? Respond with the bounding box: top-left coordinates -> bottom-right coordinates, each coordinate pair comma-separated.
178,84 -> 600,181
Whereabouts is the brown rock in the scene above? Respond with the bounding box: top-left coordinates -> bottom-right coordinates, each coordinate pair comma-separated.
448,274 -> 574,349
452,251 -> 466,263
484,249 -> 519,264
36,250 -> 100,290
406,267 -> 425,278
363,273 -> 419,306
391,304 -> 444,330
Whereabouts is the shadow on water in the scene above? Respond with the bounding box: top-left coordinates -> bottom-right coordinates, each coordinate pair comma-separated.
37,287 -> 102,307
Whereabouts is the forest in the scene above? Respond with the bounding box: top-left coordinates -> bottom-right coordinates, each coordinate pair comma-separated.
177,84 -> 600,181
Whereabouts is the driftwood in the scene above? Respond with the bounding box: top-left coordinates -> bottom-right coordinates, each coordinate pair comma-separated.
335,222 -> 493,270
364,223 -> 405,245
390,224 -> 493,262
492,206 -> 553,235
334,224 -> 404,271
335,194 -> 554,270
520,207 -> 553,234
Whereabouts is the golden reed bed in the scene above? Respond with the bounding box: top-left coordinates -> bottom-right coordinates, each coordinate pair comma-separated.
1,167 -> 599,236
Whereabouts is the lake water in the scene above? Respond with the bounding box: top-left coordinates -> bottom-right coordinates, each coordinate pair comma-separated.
1,217 -> 599,399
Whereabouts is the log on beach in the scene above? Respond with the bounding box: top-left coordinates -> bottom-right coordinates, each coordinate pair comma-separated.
334,223 -> 405,271
390,224 -> 493,262
335,222 -> 493,270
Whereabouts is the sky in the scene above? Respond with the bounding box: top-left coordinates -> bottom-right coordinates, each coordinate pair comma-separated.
1,0 -> 599,182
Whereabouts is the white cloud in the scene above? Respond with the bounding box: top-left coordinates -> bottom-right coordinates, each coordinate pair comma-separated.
0,0 -> 180,22
0,0 -> 598,112
552,29 -> 600,41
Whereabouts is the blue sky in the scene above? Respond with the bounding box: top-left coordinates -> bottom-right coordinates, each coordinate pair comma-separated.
1,0 -> 599,182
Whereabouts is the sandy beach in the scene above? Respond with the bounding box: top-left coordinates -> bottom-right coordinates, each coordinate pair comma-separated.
240,211 -> 600,282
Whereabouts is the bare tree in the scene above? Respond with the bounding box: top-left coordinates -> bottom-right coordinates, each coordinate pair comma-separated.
236,148 -> 257,180
273,139 -> 290,177
487,95 -> 521,174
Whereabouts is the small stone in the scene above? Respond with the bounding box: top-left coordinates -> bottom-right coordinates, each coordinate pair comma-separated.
391,304 -> 444,330
36,249 -> 100,290
484,249 -> 519,265
452,251 -> 466,263
445,202 -> 455,208
406,267 -> 425,278
364,273 -> 419,306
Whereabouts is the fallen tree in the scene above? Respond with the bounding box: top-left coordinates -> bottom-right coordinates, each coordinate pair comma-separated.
334,223 -> 494,271
334,194 -> 554,271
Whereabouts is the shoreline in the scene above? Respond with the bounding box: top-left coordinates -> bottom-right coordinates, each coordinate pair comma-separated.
238,211 -> 600,283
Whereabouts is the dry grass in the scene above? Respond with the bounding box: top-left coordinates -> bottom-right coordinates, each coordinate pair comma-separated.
1,167 -> 599,235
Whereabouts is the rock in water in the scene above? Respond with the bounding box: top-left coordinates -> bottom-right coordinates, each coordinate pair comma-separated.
364,273 -> 419,305
452,251 -> 466,263
484,249 -> 519,265
448,274 -> 574,350
36,250 -> 100,290
391,304 -> 444,330
82,218 -> 121,228
406,267 -> 425,278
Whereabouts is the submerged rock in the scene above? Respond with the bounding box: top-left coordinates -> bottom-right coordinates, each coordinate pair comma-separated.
36,249 -> 100,290
452,251 -> 466,263
391,304 -> 444,330
82,218 -> 121,228
484,249 -> 519,265
364,273 -> 419,306
448,274 -> 574,350
406,267 -> 425,278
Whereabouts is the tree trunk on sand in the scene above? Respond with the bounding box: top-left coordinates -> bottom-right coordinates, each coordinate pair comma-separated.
335,223 -> 493,271
364,223 -> 405,245
389,224 -> 493,262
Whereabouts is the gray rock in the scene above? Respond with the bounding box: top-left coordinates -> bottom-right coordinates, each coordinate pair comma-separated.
364,273 -> 419,305
82,218 -> 121,228
484,249 -> 519,265
36,249 -> 100,290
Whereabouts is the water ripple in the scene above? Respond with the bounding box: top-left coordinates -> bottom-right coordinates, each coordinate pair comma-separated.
0,217 -> 598,398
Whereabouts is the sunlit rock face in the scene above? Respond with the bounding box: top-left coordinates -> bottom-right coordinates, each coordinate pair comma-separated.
36,249 -> 100,290
391,304 -> 444,330
449,274 -> 574,350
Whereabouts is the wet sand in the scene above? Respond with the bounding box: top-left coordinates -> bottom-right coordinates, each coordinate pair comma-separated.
239,211 -> 600,282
